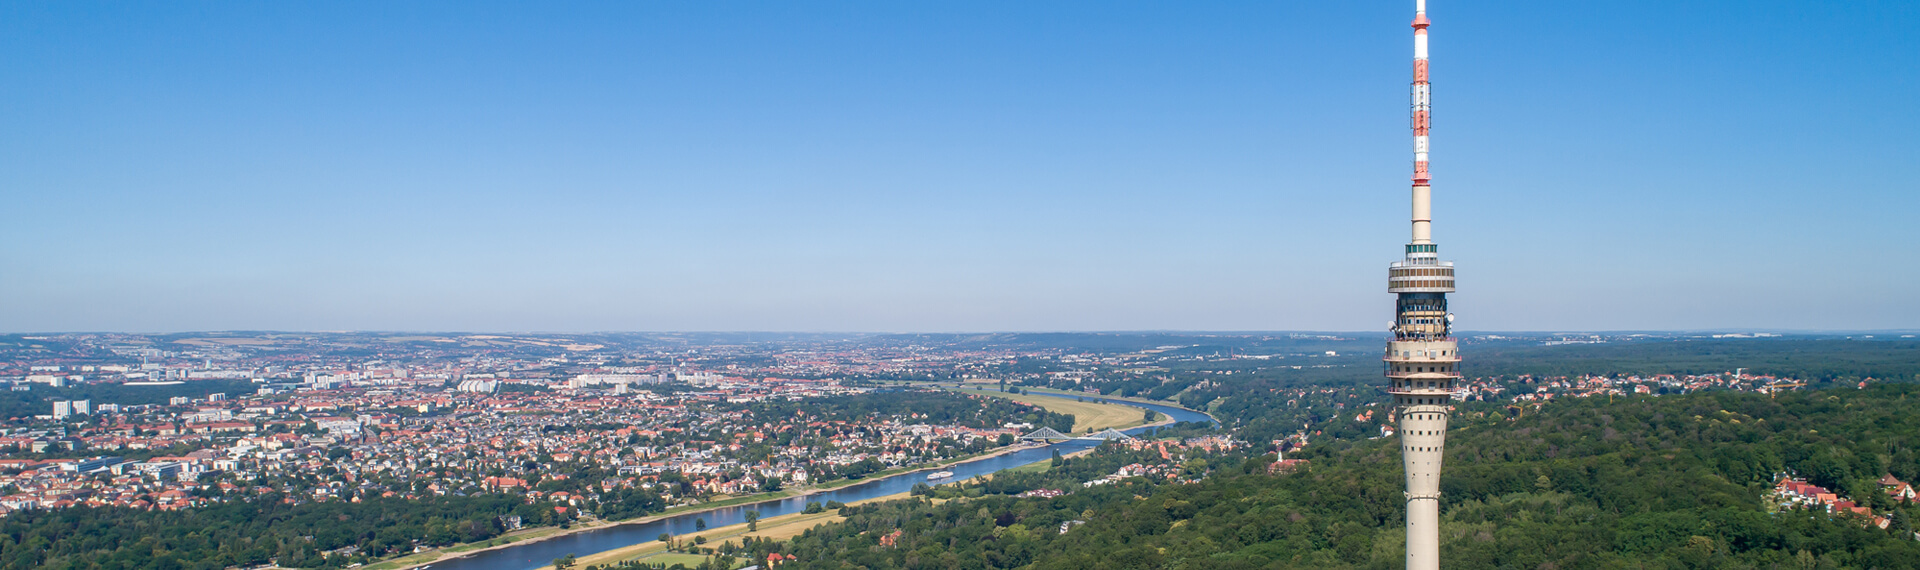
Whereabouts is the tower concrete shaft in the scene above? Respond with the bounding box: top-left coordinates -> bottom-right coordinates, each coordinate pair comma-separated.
1386,1 -> 1458,569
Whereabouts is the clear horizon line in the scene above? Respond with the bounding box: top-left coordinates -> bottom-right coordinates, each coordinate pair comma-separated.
8,329 -> 1919,336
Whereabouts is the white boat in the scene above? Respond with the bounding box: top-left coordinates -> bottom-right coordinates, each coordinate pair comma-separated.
927,471 -> 954,480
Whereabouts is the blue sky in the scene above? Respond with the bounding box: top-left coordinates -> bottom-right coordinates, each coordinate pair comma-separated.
2,1 -> 1914,332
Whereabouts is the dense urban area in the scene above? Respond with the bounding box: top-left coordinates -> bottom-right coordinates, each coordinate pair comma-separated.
0,331 -> 1917,569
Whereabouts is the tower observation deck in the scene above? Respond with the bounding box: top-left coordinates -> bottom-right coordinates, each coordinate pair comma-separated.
1387,1 -> 1457,569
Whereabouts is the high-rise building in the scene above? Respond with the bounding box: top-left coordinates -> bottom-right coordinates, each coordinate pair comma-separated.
1385,1 -> 1459,569
72,400 -> 89,415
52,400 -> 73,419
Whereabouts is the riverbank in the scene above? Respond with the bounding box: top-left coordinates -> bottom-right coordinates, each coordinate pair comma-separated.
523,443 -> 1114,569
916,381 -> 1217,427
1019,386 -> 1187,410
370,386 -> 1208,570
939,385 -> 1149,433
540,489 -> 921,570
366,521 -> 609,570
1015,385 -> 1220,425
377,443 -> 1044,570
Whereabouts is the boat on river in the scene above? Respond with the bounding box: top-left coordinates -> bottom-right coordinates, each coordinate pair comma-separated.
927,471 -> 954,480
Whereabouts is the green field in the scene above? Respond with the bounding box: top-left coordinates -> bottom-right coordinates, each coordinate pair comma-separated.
623,552 -> 716,567
941,385 -> 1147,433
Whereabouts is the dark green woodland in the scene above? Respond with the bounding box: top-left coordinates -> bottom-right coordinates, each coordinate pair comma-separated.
769,384 -> 1920,569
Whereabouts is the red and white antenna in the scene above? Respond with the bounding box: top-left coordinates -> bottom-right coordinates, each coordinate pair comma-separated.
1410,0 -> 1433,245
1387,2 -> 1458,569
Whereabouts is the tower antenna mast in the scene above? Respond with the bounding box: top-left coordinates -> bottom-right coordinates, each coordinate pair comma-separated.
1385,1 -> 1459,568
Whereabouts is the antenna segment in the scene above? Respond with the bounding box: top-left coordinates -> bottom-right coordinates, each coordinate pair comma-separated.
1386,1 -> 1459,569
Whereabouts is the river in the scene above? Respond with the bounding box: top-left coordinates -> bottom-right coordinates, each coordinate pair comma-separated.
423,390 -> 1214,570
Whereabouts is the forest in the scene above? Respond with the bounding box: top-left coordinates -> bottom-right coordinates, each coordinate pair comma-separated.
0,492 -> 566,569
756,384 -> 1920,570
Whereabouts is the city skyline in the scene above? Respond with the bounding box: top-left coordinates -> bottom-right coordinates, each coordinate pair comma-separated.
5,1 -> 1915,333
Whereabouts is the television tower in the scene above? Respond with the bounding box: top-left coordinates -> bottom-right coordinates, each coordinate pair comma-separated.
1386,1 -> 1458,569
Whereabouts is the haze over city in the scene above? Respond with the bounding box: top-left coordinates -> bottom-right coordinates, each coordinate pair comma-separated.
4,1 -> 1913,332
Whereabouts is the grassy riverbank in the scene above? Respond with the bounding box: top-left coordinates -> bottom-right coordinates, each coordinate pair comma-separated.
380,444 -> 1044,570
940,385 -> 1148,433
1006,385 -> 1218,423
365,523 -> 597,570
1017,385 -> 1170,405
539,490 -> 921,570
371,492 -> 807,570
